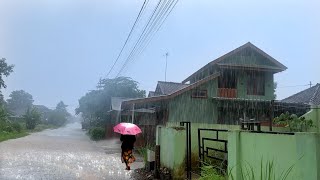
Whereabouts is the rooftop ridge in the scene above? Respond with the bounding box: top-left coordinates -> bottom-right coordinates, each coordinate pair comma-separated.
157,81 -> 186,84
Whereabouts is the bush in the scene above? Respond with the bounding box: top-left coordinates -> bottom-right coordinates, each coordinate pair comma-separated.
4,125 -> 14,133
89,127 -> 105,140
11,122 -> 22,132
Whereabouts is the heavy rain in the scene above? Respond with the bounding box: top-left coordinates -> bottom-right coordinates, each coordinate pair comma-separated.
0,0 -> 319,180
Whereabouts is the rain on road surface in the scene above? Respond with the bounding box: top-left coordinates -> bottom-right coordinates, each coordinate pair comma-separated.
0,122 -> 143,180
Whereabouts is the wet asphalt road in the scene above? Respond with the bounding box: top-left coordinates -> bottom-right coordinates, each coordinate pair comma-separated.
0,122 -> 143,180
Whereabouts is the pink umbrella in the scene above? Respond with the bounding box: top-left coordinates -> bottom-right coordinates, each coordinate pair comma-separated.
113,122 -> 142,135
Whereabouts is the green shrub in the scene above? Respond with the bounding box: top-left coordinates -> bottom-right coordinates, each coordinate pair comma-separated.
11,122 -> 22,132
89,127 -> 105,140
4,125 -> 14,133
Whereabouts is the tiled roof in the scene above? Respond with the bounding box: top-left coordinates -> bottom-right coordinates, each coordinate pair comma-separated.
155,81 -> 189,95
281,83 -> 320,105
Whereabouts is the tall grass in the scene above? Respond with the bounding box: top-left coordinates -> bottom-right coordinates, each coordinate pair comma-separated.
136,143 -> 153,166
200,160 -> 294,180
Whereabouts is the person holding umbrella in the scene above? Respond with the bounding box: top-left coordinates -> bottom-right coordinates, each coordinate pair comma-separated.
113,122 -> 142,170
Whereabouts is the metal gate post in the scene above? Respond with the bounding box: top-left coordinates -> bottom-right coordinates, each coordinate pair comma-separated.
180,121 -> 191,180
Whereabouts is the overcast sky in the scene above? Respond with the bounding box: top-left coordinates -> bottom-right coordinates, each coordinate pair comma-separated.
0,0 -> 319,113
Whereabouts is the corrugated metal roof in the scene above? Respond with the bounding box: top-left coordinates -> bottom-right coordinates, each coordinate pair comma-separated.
281,83 -> 320,106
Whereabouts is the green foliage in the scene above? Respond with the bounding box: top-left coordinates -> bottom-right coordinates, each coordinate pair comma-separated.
200,160 -> 293,180
89,127 -> 105,140
199,165 -> 226,180
273,112 -> 314,132
76,77 -> 146,129
0,131 -> 28,142
7,90 -> 34,116
24,107 -> 41,130
11,122 -> 22,132
0,58 -> 14,89
47,101 -> 69,127
136,144 -> 154,165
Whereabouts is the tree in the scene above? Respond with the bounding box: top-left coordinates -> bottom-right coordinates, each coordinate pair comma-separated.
273,82 -> 277,100
0,58 -> 14,106
7,90 -> 34,116
47,101 -> 69,126
76,77 -> 146,128
56,101 -> 70,117
0,58 -> 14,89
24,107 -> 41,130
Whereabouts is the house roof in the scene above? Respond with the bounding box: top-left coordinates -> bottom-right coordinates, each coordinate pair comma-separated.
182,42 -> 287,83
148,91 -> 155,97
281,83 -> 320,106
155,81 -> 189,96
122,72 -> 220,105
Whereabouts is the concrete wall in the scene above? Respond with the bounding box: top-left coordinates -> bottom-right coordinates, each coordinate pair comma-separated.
302,105 -> 320,132
229,131 -> 320,180
156,126 -> 186,178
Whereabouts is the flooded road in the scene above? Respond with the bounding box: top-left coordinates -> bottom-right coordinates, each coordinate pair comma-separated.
0,122 -> 143,180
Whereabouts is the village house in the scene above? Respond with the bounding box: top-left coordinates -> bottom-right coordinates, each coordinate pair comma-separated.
119,42 -> 310,144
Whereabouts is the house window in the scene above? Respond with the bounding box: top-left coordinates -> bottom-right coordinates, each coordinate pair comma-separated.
191,89 -> 207,98
218,71 -> 237,89
247,73 -> 265,95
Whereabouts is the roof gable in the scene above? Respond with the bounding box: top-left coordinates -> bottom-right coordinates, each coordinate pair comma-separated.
282,83 -> 320,105
183,42 -> 287,83
155,81 -> 189,95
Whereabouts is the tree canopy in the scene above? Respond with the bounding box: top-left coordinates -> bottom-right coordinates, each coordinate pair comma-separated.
7,90 -> 34,116
48,101 -> 69,126
76,77 -> 145,128
0,58 -> 14,89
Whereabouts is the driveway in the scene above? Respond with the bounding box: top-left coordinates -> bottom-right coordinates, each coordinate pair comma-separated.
0,122 -> 143,180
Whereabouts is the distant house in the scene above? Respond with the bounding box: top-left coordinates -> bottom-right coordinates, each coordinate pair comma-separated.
282,83 -> 320,106
119,42 -> 310,144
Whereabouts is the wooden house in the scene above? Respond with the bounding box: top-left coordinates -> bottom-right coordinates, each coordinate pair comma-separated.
120,42 -> 296,144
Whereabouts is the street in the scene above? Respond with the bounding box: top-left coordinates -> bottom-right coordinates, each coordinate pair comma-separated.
0,122 -> 143,180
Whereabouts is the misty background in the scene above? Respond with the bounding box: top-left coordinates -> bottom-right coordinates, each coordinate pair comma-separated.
0,0 -> 319,114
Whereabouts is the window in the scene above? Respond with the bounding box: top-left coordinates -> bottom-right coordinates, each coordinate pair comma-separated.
247,72 -> 265,95
218,71 -> 237,89
191,89 -> 207,98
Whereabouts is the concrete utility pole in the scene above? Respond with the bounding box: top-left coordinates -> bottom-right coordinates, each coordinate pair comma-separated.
164,52 -> 169,82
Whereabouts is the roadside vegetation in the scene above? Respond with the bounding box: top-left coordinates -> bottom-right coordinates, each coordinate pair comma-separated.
0,58 -> 71,142
200,160 -> 294,180
76,77 -> 145,140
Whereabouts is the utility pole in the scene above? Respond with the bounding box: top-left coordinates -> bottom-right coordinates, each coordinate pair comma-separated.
164,52 -> 169,82
309,81 -> 312,88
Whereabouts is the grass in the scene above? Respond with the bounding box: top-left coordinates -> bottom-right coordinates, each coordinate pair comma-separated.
199,159 -> 294,180
0,131 -> 29,142
0,123 -> 58,143
136,143 -> 154,166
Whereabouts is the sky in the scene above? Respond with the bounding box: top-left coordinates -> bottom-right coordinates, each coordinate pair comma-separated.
0,0 -> 319,114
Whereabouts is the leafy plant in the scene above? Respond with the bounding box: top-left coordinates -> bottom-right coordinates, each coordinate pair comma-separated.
136,143 -> 153,166
200,160 -> 294,180
273,112 -> 314,132
89,127 -> 105,140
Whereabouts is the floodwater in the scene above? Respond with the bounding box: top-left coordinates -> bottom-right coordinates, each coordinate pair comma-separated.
0,122 -> 143,180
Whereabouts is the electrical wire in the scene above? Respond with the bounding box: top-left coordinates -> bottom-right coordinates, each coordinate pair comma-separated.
105,0 -> 148,78
116,0 -> 179,77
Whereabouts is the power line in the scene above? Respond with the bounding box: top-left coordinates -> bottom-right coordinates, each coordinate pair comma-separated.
277,84 -> 311,88
116,0 -> 179,77
116,0 -> 163,77
105,0 -> 148,78
118,0 -> 177,76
